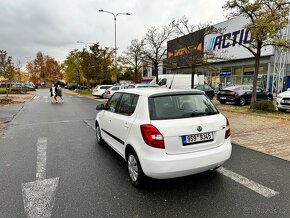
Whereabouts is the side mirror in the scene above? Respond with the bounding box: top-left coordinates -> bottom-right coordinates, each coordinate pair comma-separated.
96,104 -> 105,110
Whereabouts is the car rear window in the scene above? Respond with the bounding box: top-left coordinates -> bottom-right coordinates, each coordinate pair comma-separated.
101,86 -> 110,89
149,94 -> 219,120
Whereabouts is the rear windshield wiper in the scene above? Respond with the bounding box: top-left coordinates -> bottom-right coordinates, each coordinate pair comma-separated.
190,111 -> 218,117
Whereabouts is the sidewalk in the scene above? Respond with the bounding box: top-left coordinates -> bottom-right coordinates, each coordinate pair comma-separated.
0,94 -> 34,136
220,110 -> 290,161
0,92 -> 289,161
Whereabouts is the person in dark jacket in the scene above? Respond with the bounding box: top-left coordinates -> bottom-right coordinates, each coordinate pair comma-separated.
56,85 -> 63,103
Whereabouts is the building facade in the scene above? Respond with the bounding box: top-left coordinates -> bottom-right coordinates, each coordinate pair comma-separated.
167,16 -> 290,92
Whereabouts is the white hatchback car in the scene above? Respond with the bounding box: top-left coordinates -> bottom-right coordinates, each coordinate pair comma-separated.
276,88 -> 290,112
92,85 -> 112,98
95,88 -> 232,187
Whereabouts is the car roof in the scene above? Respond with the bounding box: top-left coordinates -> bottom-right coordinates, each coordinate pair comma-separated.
117,88 -> 204,97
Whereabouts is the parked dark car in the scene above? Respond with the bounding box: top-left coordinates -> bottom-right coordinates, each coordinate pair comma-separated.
194,84 -> 215,100
217,85 -> 273,106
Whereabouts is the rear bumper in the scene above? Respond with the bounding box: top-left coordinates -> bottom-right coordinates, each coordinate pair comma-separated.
217,96 -> 237,102
138,139 -> 232,179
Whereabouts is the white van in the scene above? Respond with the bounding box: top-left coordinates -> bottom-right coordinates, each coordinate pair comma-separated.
150,74 -> 204,89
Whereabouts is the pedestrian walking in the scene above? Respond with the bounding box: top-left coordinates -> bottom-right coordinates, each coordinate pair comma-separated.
57,85 -> 63,103
50,84 -> 58,103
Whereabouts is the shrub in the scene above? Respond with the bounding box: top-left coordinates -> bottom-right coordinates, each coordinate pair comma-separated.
0,98 -> 12,104
252,100 -> 276,112
77,89 -> 91,95
0,88 -> 7,94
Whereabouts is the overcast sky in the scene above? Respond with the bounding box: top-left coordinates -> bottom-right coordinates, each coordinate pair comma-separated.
0,0 -> 228,66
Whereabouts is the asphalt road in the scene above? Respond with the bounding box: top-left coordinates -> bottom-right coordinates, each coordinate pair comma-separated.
0,89 -> 289,218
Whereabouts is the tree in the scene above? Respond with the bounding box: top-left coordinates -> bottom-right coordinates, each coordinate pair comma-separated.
143,23 -> 175,83
223,0 -> 290,109
26,52 -> 62,84
62,50 -> 83,85
81,44 -> 114,86
121,39 -> 145,83
170,16 -> 220,88
0,50 -> 16,96
62,44 -> 114,87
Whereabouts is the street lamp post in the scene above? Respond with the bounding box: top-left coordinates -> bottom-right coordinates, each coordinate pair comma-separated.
99,9 -> 130,82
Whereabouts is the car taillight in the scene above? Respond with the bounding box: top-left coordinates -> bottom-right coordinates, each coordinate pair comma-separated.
107,90 -> 111,94
225,117 -> 231,139
140,124 -> 164,149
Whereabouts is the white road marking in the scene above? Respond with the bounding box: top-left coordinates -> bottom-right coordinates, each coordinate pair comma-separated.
21,137 -> 59,218
36,137 -> 47,180
33,96 -> 39,100
217,167 -> 279,198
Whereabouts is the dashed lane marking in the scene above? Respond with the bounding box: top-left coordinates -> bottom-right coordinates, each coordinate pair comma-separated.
217,167 -> 279,198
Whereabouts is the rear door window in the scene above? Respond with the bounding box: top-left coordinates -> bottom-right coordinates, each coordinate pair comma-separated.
117,94 -> 139,116
106,93 -> 122,113
149,94 -> 218,120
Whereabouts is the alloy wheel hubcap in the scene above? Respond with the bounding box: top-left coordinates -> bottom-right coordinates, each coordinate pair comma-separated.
240,98 -> 245,105
128,155 -> 138,182
96,126 -> 101,142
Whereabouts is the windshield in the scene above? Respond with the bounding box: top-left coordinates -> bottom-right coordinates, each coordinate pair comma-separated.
149,94 -> 219,120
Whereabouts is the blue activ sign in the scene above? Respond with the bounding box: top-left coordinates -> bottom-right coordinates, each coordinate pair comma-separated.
220,70 -> 231,76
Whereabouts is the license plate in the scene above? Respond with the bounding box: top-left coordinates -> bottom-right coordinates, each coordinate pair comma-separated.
182,132 -> 214,145
220,97 -> 226,99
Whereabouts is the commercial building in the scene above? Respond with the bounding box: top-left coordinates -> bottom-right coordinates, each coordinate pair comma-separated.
167,16 -> 290,92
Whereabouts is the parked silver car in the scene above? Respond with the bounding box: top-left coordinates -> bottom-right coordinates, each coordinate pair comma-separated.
103,85 -> 122,99
276,88 -> 290,112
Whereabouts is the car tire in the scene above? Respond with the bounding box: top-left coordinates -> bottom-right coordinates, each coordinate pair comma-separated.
213,165 -> 222,170
96,122 -> 104,145
101,93 -> 104,99
238,97 -> 246,106
127,149 -> 145,188
219,100 -> 226,104
278,108 -> 286,112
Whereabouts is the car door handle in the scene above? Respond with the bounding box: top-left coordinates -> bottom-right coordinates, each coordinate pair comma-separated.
108,119 -> 111,122
124,123 -> 129,128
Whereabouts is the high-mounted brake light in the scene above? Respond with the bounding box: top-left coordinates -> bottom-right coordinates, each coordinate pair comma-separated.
140,124 -> 165,149
225,117 -> 231,139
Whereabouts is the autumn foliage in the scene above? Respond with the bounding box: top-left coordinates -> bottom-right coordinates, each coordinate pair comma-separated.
26,52 -> 62,84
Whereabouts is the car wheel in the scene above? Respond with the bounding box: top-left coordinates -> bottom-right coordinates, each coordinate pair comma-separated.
239,97 -> 246,106
213,165 -> 222,170
96,122 -> 104,145
219,100 -> 226,104
127,149 -> 145,187
101,93 -> 104,98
